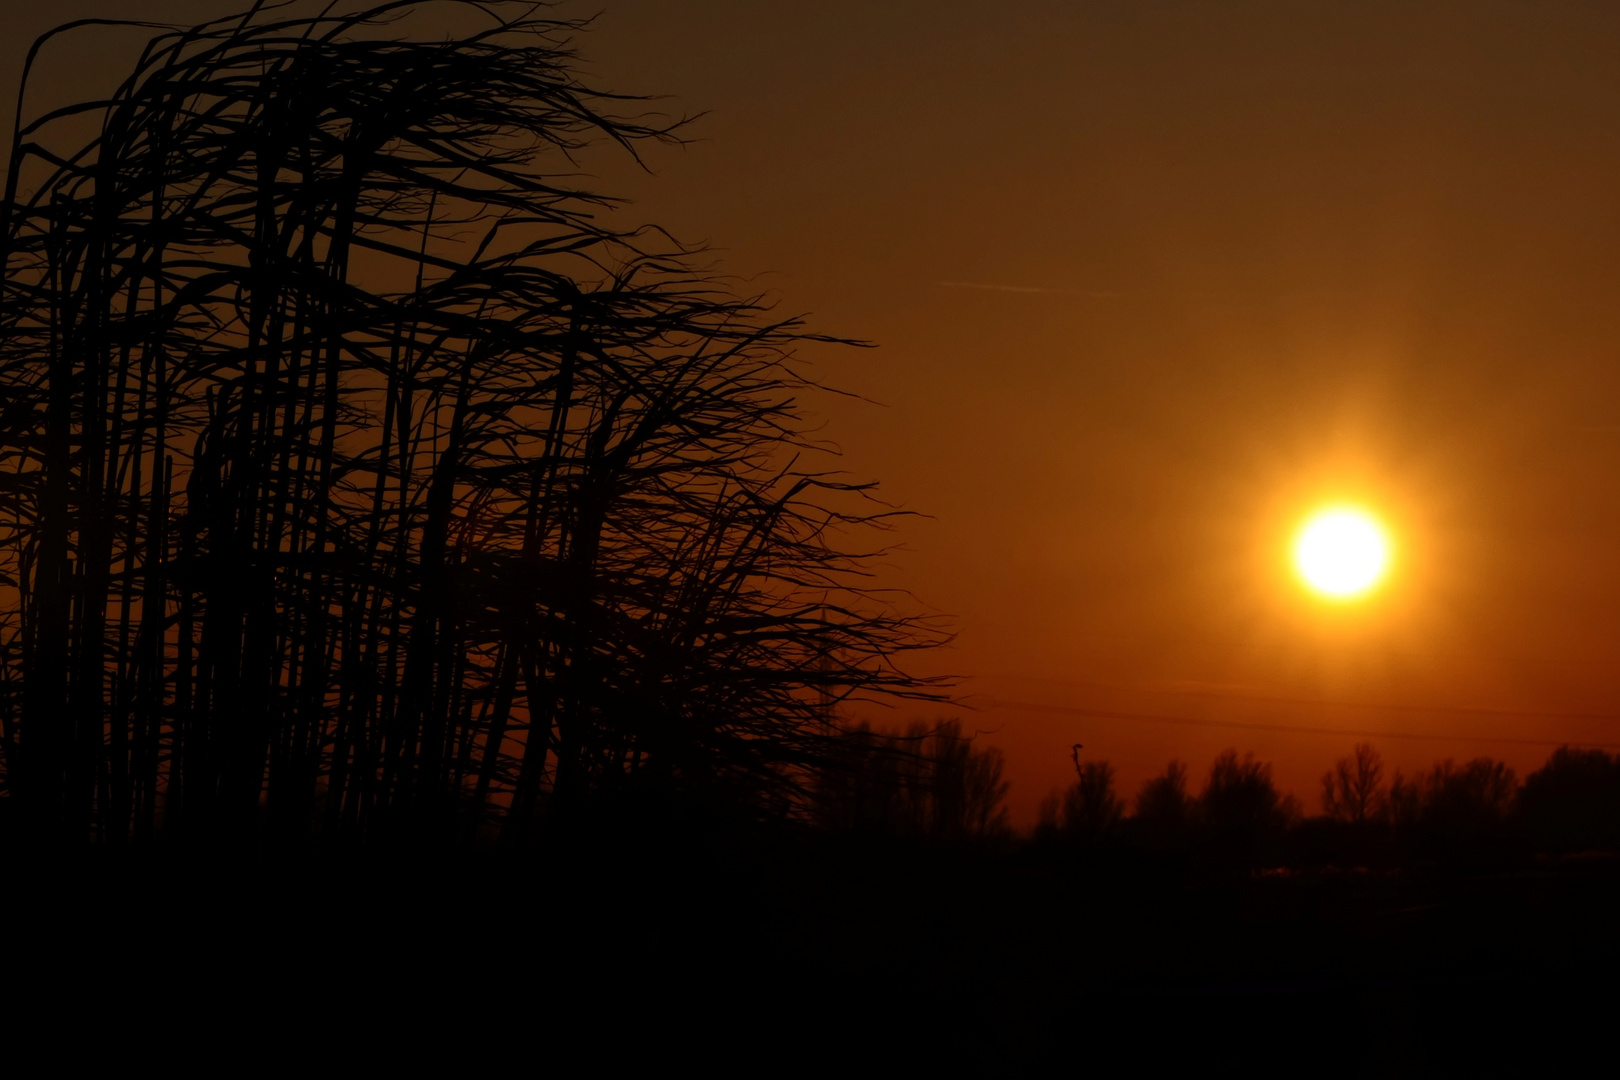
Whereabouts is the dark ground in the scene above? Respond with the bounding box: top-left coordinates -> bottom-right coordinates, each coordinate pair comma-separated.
6,835 -> 1617,1072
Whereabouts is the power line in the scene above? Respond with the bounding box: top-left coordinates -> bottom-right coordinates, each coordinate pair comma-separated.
976,673 -> 1620,723
986,699 -> 1620,750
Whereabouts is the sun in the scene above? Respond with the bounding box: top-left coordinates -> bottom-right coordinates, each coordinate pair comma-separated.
1293,507 -> 1390,599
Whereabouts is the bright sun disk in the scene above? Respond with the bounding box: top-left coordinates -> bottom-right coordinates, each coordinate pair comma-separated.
1293,508 -> 1390,599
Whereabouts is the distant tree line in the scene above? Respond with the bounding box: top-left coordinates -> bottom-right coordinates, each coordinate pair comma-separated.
1033,742 -> 1620,861
1040,750 -> 1298,843
795,726 -> 1620,860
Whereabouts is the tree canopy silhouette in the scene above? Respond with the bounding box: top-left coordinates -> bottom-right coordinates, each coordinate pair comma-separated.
1133,759 -> 1191,827
1520,747 -> 1620,851
1036,753 -> 1122,842
1321,742 -> 1386,825
1200,749 -> 1295,835
0,1 -> 944,845
1388,757 -> 1516,839
815,719 -> 1008,842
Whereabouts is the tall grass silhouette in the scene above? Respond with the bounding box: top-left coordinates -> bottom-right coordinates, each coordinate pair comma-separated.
0,1 -> 945,847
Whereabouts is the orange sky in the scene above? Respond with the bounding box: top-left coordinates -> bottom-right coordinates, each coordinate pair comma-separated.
13,1 -> 1620,824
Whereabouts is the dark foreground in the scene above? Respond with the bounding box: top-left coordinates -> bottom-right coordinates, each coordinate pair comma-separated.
7,835 -> 1617,1072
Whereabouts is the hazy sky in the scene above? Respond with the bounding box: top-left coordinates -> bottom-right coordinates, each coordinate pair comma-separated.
13,1 -> 1620,821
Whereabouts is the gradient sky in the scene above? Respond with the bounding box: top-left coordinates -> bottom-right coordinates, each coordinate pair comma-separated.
13,1 -> 1620,823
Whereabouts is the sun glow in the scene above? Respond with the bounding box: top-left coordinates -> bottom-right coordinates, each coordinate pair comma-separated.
1293,507 -> 1390,599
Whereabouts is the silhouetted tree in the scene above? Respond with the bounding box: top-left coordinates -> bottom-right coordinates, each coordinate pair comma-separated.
1061,760 -> 1124,837
1387,770 -> 1423,828
1416,758 -> 1516,832
1201,750 -> 1296,833
1134,760 -> 1192,827
817,720 -> 1007,842
0,2 -> 944,846
1384,758 -> 1516,857
1321,743 -> 1386,824
816,723 -> 917,836
1519,747 -> 1620,851
929,720 -> 1011,841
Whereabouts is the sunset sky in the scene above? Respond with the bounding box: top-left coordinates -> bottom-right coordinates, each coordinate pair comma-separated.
13,1 -> 1620,823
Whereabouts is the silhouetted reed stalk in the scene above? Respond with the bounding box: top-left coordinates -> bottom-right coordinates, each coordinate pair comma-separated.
0,1 -> 946,846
